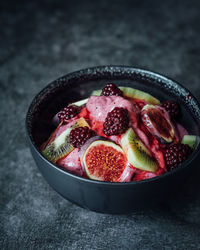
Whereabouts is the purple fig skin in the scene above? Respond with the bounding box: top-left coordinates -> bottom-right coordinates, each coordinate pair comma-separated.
158,106 -> 179,143
160,106 -> 179,143
141,105 -> 175,144
171,120 -> 183,143
80,136 -> 133,182
119,164 -> 136,182
52,113 -> 60,126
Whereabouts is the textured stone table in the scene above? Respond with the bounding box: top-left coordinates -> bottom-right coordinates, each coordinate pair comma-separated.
1,0 -> 200,249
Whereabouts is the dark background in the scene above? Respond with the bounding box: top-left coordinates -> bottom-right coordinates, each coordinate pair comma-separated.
1,0 -> 200,249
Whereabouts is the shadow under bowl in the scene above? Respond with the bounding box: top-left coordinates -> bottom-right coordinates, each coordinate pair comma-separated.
26,66 -> 200,214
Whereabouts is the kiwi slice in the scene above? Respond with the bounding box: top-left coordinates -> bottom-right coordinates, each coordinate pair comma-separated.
91,89 -> 101,96
91,87 -> 160,105
181,135 -> 199,149
120,128 -> 158,172
42,117 -> 89,163
71,98 -> 88,107
119,87 -> 160,105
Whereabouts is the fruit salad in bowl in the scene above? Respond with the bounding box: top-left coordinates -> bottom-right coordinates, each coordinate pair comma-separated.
41,83 -> 198,183
26,66 -> 200,213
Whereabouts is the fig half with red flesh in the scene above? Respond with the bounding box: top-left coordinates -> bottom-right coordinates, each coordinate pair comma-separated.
141,104 -> 175,144
82,140 -> 127,182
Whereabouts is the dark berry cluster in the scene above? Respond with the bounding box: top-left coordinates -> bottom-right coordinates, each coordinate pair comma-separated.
101,83 -> 123,97
103,107 -> 129,136
161,100 -> 180,119
58,105 -> 79,123
163,143 -> 192,170
69,126 -> 95,148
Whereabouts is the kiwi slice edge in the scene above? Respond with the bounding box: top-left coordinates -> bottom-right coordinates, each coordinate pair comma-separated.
91,86 -> 160,105
121,128 -> 158,172
181,135 -> 199,149
42,117 -> 89,163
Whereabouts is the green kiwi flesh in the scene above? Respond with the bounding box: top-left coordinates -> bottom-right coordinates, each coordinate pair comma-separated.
181,135 -> 199,149
120,128 -> 158,172
119,87 -> 160,104
91,89 -> 101,96
71,98 -> 88,106
91,86 -> 160,105
42,117 -> 89,163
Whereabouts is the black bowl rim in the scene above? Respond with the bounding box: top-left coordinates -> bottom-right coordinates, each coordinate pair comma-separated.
26,65 -> 200,186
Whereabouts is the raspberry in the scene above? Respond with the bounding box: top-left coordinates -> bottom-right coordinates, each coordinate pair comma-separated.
103,107 -> 129,136
163,143 -> 192,171
161,100 -> 180,119
69,126 -> 95,148
58,105 -> 79,123
101,83 -> 123,97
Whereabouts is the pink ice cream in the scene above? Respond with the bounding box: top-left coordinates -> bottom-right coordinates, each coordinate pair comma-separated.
57,148 -> 83,176
86,95 -> 151,147
86,96 -> 139,125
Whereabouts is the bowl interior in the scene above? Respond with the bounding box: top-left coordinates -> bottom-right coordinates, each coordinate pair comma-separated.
26,66 -> 200,159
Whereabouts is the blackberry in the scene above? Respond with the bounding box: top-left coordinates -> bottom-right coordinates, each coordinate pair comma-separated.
163,143 -> 192,171
101,83 -> 123,97
69,126 -> 95,148
58,105 -> 79,123
161,100 -> 180,119
103,107 -> 129,136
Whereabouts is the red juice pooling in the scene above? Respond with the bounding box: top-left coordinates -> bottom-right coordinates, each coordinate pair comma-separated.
41,83 -> 196,182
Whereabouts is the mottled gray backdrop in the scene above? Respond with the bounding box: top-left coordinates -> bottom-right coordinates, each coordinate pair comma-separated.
0,0 -> 200,249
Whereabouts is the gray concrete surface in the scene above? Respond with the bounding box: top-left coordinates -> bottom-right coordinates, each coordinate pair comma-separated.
0,0 -> 200,249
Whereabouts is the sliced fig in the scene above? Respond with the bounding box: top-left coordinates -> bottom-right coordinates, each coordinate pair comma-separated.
141,104 -> 175,143
82,140 -> 128,182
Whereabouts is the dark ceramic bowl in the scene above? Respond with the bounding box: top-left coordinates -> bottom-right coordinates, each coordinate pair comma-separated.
26,66 -> 200,214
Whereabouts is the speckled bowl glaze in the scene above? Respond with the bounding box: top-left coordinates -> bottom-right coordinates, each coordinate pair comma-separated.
26,66 -> 200,214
